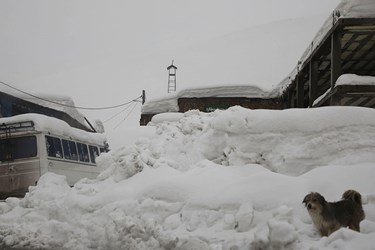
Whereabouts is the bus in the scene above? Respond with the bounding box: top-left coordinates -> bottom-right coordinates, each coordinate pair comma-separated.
0,113 -> 108,199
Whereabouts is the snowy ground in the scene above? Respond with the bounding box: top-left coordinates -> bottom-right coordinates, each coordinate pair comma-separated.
1,106 -> 375,250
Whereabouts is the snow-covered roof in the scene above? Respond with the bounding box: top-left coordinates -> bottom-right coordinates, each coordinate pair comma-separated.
142,85 -> 275,114
338,0 -> 375,18
336,74 -> 375,86
143,0 -> 375,115
312,74 -> 375,106
275,0 -> 375,94
0,84 -> 88,129
23,94 -> 87,126
142,0 -> 375,116
142,96 -> 179,114
177,85 -> 273,98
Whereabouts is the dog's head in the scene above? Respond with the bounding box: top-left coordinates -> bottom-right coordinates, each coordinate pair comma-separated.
303,192 -> 326,211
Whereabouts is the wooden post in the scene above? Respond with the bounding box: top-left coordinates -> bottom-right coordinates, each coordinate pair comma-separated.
309,61 -> 318,107
287,90 -> 292,108
331,30 -> 342,89
290,87 -> 296,108
297,74 -> 304,108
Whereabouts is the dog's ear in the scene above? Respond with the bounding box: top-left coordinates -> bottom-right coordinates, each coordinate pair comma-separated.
303,193 -> 311,204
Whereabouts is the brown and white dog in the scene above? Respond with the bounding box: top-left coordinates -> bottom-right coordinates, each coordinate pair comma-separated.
303,190 -> 365,237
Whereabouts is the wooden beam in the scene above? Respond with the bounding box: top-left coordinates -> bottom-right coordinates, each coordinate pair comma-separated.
296,74 -> 305,107
331,30 -> 342,89
341,34 -> 374,69
309,61 -> 318,107
341,33 -> 359,51
341,18 -> 375,26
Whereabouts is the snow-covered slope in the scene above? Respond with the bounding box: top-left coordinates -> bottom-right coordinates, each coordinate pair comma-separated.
1,106 -> 375,249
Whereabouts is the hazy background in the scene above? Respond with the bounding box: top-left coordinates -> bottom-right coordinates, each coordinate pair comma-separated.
0,0 -> 340,148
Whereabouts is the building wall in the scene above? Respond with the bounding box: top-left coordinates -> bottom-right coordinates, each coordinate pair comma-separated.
178,97 -> 282,112
140,96 -> 283,125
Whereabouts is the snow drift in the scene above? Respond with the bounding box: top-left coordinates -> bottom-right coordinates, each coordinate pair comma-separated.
1,106 -> 375,250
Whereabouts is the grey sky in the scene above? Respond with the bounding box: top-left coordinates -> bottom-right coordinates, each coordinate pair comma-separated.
0,0 -> 340,147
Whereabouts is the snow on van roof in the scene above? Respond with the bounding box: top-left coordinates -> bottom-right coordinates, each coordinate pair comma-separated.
0,113 -> 106,145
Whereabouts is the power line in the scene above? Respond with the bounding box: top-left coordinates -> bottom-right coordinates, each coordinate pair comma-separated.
103,103 -> 134,123
0,80 -> 142,110
114,101 -> 139,129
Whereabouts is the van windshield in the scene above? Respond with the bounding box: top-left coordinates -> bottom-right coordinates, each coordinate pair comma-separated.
0,136 -> 37,162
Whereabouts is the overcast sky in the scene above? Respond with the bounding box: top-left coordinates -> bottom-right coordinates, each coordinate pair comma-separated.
0,0 -> 340,147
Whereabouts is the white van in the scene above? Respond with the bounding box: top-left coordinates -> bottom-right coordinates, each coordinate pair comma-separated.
0,113 -> 108,199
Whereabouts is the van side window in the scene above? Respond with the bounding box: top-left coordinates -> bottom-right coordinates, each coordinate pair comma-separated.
77,143 -> 89,163
62,139 -> 78,161
45,136 -> 63,158
88,145 -> 99,164
0,136 -> 37,161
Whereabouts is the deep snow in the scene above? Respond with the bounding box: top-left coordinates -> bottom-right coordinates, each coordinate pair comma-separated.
1,106 -> 375,250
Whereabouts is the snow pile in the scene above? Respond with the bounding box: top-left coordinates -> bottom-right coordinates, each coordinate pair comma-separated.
1,106 -> 375,249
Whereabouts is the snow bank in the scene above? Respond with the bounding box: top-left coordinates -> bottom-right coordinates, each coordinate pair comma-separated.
1,106 -> 375,249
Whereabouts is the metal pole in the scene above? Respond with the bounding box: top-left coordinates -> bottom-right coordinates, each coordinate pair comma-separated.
142,90 -> 146,105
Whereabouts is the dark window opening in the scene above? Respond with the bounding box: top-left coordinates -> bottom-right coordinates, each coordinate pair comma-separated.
45,136 -> 63,158
62,139 -> 78,161
77,143 -> 89,163
0,136 -> 37,161
88,145 -> 99,164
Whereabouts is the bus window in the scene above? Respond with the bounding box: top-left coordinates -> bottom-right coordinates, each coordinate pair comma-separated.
62,139 -> 78,161
0,136 -> 37,161
88,145 -> 99,164
77,143 -> 89,163
45,136 -> 63,158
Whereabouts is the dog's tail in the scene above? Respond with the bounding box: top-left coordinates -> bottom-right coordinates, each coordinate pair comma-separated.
342,189 -> 362,205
